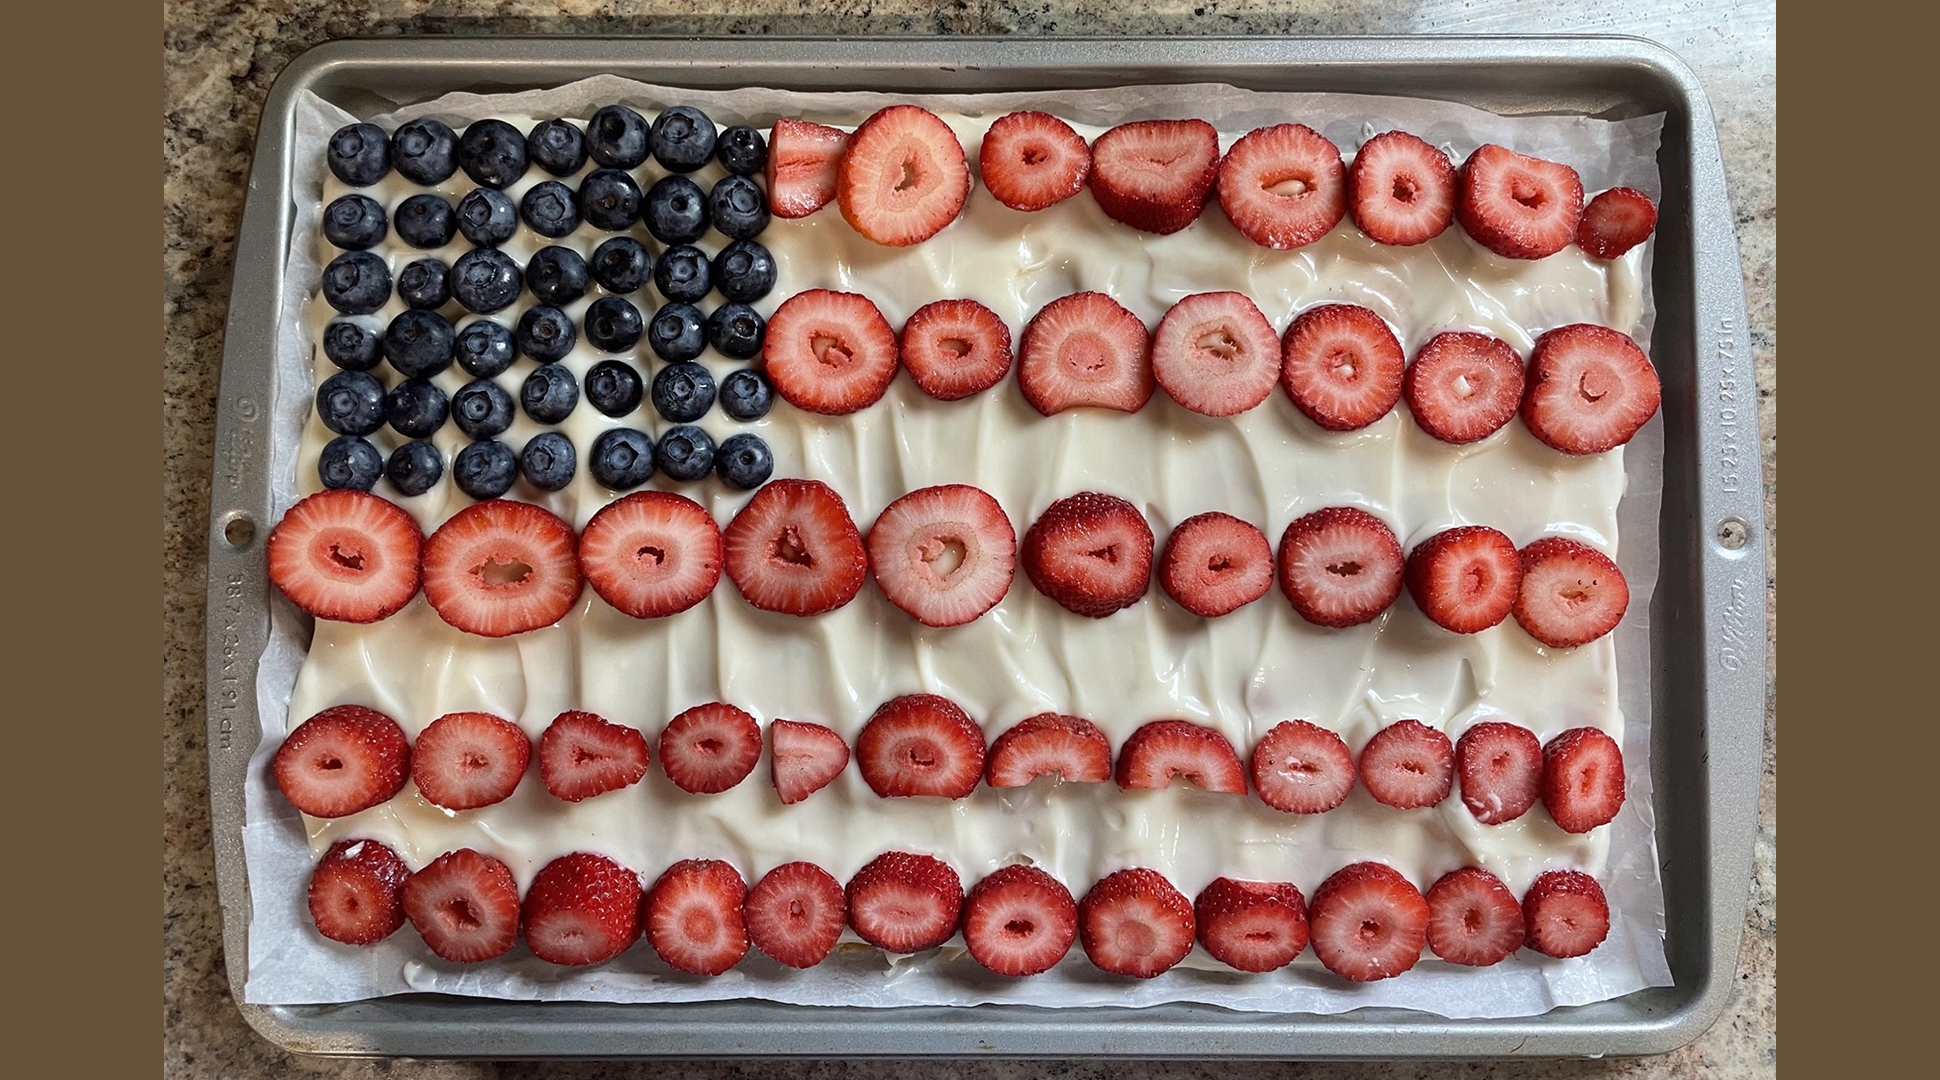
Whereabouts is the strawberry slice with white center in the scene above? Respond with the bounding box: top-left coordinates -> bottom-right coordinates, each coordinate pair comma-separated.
1280,303 -> 1405,432
1021,491 -> 1154,618
984,712 -> 1113,788
1077,867 -> 1196,978
659,702 -> 762,795
419,499 -> 583,638
1521,323 -> 1662,455
1017,291 -> 1154,416
1194,877 -> 1309,973
266,488 -> 423,623
410,711 -> 532,811
1357,719 -> 1454,810
1425,866 -> 1525,967
307,838 -> 410,946
578,491 -> 722,619
1114,719 -> 1247,794
1216,123 -> 1347,250
744,861 -> 847,968
846,851 -> 963,953
521,851 -> 644,967
1347,130 -> 1457,246
1307,861 -> 1431,982
1542,726 -> 1626,834
762,289 -> 900,415
723,478 -> 868,617
1158,511 -> 1274,617
402,848 -> 522,964
855,693 -> 987,799
1087,119 -> 1220,235
645,858 -> 749,976
1250,718 -> 1356,814
1405,525 -> 1523,634
765,117 -> 850,219
1456,143 -> 1585,260
1276,506 -> 1405,628
1402,330 -> 1526,444
899,298 -> 1013,401
836,104 -> 970,247
1455,720 -> 1543,825
1512,536 -> 1629,648
1577,186 -> 1659,259
769,718 -> 850,805
1521,869 -> 1611,958
963,864 -> 1079,977
272,704 -> 411,819
538,710 -> 651,803
867,484 -> 1015,627
1150,292 -> 1281,417
978,110 -> 1091,212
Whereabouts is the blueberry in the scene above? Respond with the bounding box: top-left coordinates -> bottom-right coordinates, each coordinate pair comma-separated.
382,309 -> 456,379
651,362 -> 717,423
320,251 -> 391,315
319,435 -> 384,491
450,248 -> 522,314
576,168 -> 642,232
323,194 -> 387,250
327,123 -> 390,187
591,236 -> 652,294
587,105 -> 651,169
715,124 -> 768,176
322,319 -> 383,371
708,176 -> 770,240
452,439 -> 518,500
655,425 -> 716,483
523,246 -> 590,307
585,359 -> 644,417
705,302 -> 766,360
711,239 -> 777,303
521,362 -> 580,422
394,194 -> 457,249
457,118 -> 528,188
526,118 -> 588,176
584,296 -> 644,353
455,319 -> 516,378
715,433 -> 774,491
396,258 -> 451,310
520,180 -> 581,239
650,106 -> 717,173
456,187 -> 518,248
519,431 -> 577,491
316,370 -> 386,436
516,307 -> 577,364
384,378 -> 449,439
647,302 -> 707,362
644,175 -> 708,244
452,379 -> 515,440
652,244 -> 711,303
391,118 -> 459,185
589,427 -> 656,490
385,439 -> 444,497
719,369 -> 774,421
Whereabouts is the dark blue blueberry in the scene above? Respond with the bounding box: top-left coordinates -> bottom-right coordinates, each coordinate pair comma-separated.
715,124 -> 768,176
585,359 -> 644,417
519,431 -> 577,491
708,176 -> 769,240
393,194 -> 456,249
714,433 -> 774,491
391,118 -> 459,185
652,244 -> 711,303
583,297 -> 644,353
457,118 -> 528,188
650,106 -> 717,173
319,435 -> 384,490
323,194 -> 387,250
647,302 -> 707,362
316,370 -> 386,436
576,168 -> 642,232
654,424 -> 716,483
385,439 -> 444,497
587,105 -> 651,169
382,309 -> 456,379
520,180 -> 581,239
326,123 -> 390,187
644,175 -> 708,244
521,362 -> 580,423
591,236 -> 652,294
589,427 -> 656,490
651,362 -> 716,423
322,319 -> 383,371
526,118 -> 588,176
516,306 -> 577,364
320,251 -> 391,315
452,379 -> 515,440
450,248 -> 522,314
452,439 -> 518,500
396,258 -> 451,310
455,319 -> 516,378
705,302 -> 766,360
384,378 -> 450,439
456,187 -> 518,248
523,246 -> 590,307
711,239 -> 776,303
719,368 -> 774,421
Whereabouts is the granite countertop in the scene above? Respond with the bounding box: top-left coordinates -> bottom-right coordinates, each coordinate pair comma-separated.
162,2 -> 1776,1076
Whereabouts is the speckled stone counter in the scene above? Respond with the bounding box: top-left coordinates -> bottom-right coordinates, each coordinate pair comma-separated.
162,2 -> 1776,1076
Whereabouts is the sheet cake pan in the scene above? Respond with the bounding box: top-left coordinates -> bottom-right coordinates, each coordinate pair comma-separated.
203,34 -> 1765,1059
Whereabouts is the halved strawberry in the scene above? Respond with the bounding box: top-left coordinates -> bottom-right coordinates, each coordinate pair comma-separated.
1347,129 -> 1457,246
1405,525 -> 1522,634
1150,292 -> 1281,417
1216,123 -> 1346,250
1250,718 -> 1356,814
962,864 -> 1079,976
762,289 -> 900,415
273,704 -> 411,820
266,488 -> 423,623
745,861 -> 847,968
1021,491 -> 1153,618
855,693 -> 986,799
1455,720 -> 1543,825
402,848 -> 522,963
419,499 -> 583,638
1307,861 -> 1430,982
538,710 -> 650,803
899,299 -> 1014,401
1512,536 -> 1629,648
846,850 -> 963,953
1521,323 -> 1662,455
985,712 -> 1113,788
410,711 -> 531,811
1522,869 -> 1611,958
1577,187 -> 1658,259
1114,719 -> 1247,794
645,858 -> 749,976
1456,143 -> 1585,260
1358,719 -> 1454,809
1280,304 -> 1405,432
1017,292 -> 1154,416
659,702 -> 762,795
1425,866 -> 1525,967
723,478 -> 868,617
1194,877 -> 1309,973
1403,331 -> 1525,444
765,117 -> 849,219
836,104 -> 970,246
1276,506 -> 1405,628
1077,867 -> 1195,978
769,718 -> 850,805
578,491 -> 722,619
867,484 -> 1015,627
1542,727 -> 1626,834
307,838 -> 409,946
521,851 -> 644,966
1087,119 -> 1220,235
1158,511 -> 1274,617
979,110 -> 1090,212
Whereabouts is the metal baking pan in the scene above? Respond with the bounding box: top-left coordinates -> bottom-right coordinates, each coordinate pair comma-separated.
204,34 -> 1765,1059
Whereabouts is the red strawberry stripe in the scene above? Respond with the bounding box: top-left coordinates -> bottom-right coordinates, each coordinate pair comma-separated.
963,864 -> 1079,977
1158,511 -> 1274,617
1347,130 -> 1457,246
867,484 -> 1015,628
985,712 -> 1113,787
1402,331 -> 1525,445
979,111 -> 1091,212
1425,866 -> 1525,967
762,290 -> 900,416
1216,123 -> 1348,250
1308,861 -> 1430,982
846,851 -> 963,953
723,478 -> 868,617
521,851 -> 644,967
646,859 -> 749,976
403,848 -> 522,964
659,702 -> 762,795
1277,506 -> 1406,628
1194,877 -> 1309,973
1114,719 -> 1248,794
578,491 -> 722,620
1457,143 -> 1585,260
769,718 -> 850,805
1280,303 -> 1405,432
1021,491 -> 1154,618
410,711 -> 532,812
1512,536 -> 1629,648
1357,719 -> 1454,810
744,861 -> 847,969
1088,119 -> 1220,235
1017,292 -> 1155,416
766,117 -> 849,219
1405,525 -> 1522,634
273,704 -> 411,819
1077,867 -> 1196,978
538,710 -> 651,803
837,104 -> 970,247
266,488 -> 423,624
419,500 -> 583,638
899,299 -> 1014,401
1522,323 -> 1662,455
855,693 -> 987,799
1250,719 -> 1357,814
1150,292 -> 1281,417
1522,869 -> 1611,958
1577,187 -> 1658,260
308,838 -> 410,946
1455,720 -> 1543,825
1542,726 -> 1626,834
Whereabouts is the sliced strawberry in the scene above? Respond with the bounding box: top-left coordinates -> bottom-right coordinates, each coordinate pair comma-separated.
272,704 -> 410,819
1216,123 -> 1347,250
1521,323 -> 1662,455
1425,866 -> 1525,967
645,858 -> 749,976
1250,718 -> 1356,814
419,499 -> 583,638
963,864 -> 1079,976
1405,525 -> 1522,634
744,861 -> 847,968
1456,143 -> 1585,260
1017,292 -> 1154,416
855,693 -> 987,799
538,710 -> 650,803
1077,867 -> 1195,978
1522,869 -> 1611,958
867,484 -> 1015,627
1347,130 -> 1457,246
1577,186 -> 1658,259
1403,331 -> 1525,444
769,718 -> 850,805
659,702 -> 762,795
1276,506 -> 1405,628
1512,536 -> 1629,648
846,850 -> 963,953
723,478 -> 868,617
1114,719 -> 1247,794
985,712 -> 1113,788
1455,720 -> 1543,825
899,299 -> 1014,401
762,289 -> 900,415
521,851 -> 644,966
765,117 -> 849,219
1158,511 -> 1274,617
1087,119 -> 1220,235
1020,491 -> 1154,618
578,491 -> 722,619
1542,727 -> 1626,834
410,711 -> 531,811
307,838 -> 409,946
836,104 -> 970,246
1357,719 -> 1454,810
1280,303 -> 1405,432
1150,292 -> 1281,417
1194,877 -> 1309,973
266,488 -> 423,623
1307,861 -> 1430,982
402,848 -> 522,963
979,110 -> 1090,212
